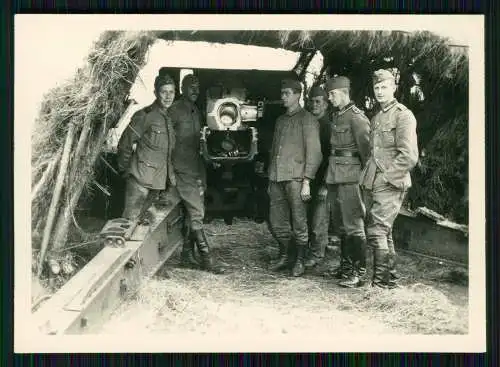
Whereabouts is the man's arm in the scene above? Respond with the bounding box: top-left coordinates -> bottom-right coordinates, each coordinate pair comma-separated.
314,119 -> 331,186
303,115 -> 323,181
384,109 -> 419,182
117,110 -> 148,173
351,113 -> 371,167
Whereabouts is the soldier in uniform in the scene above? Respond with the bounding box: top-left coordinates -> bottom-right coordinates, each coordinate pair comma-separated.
359,69 -> 419,288
168,74 -> 224,274
303,86 -> 331,269
267,78 -> 322,277
324,76 -> 371,288
117,72 -> 176,223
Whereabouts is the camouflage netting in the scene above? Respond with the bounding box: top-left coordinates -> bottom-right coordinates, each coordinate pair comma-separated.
31,30 -> 468,279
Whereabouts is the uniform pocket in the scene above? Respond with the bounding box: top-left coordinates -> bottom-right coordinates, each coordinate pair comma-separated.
380,125 -> 396,147
334,157 -> 362,183
332,126 -> 352,147
145,125 -> 167,150
137,159 -> 159,184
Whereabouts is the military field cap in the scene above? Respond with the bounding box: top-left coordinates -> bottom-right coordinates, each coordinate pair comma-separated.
158,67 -> 171,78
372,69 -> 395,84
281,78 -> 302,93
154,74 -> 175,89
324,76 -> 350,92
308,85 -> 328,99
182,74 -> 199,88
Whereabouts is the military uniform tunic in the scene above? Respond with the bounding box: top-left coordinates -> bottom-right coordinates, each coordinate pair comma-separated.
268,107 -> 322,248
117,101 -> 176,221
359,99 -> 419,250
326,102 -> 370,238
168,97 -> 207,231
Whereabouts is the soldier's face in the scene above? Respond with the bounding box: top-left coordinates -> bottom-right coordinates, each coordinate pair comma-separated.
281,88 -> 300,108
183,81 -> 200,103
328,89 -> 345,108
373,79 -> 397,104
310,96 -> 328,116
155,84 -> 176,109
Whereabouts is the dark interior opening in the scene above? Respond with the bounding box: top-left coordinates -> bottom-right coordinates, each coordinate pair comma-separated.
81,67 -> 295,224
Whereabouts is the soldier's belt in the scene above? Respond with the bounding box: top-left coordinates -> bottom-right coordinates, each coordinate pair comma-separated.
333,150 -> 359,158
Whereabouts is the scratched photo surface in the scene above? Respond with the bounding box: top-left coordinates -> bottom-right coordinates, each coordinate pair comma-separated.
14,14 -> 485,353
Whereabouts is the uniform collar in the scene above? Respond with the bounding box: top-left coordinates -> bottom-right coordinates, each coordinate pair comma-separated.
337,101 -> 355,116
179,96 -> 198,109
153,100 -> 169,115
286,105 -> 302,117
380,98 -> 398,112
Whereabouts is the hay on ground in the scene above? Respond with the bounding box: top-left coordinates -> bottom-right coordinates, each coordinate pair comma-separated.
101,219 -> 468,335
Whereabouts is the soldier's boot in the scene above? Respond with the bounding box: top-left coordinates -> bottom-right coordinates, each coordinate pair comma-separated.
193,229 -> 225,275
269,240 -> 290,272
287,238 -> 298,270
338,236 -> 366,288
332,235 -> 349,279
291,245 -> 306,277
387,235 -> 400,280
372,248 -> 397,289
304,253 -> 322,268
304,240 -> 325,268
387,253 -> 399,281
357,237 -> 369,286
180,236 -> 200,268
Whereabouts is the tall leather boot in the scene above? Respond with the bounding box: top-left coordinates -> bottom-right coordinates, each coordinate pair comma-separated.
339,236 -> 366,288
372,248 -> 397,289
287,237 -> 298,270
387,252 -> 399,281
332,235 -> 349,279
387,233 -> 399,280
193,229 -> 225,274
358,237 -> 367,279
291,245 -> 306,277
180,235 -> 199,268
269,239 -> 290,272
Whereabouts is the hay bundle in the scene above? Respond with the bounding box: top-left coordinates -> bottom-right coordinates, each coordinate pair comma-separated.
31,31 -> 157,275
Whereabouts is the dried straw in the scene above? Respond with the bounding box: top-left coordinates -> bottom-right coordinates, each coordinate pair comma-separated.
31,31 -> 157,270
101,219 -> 468,335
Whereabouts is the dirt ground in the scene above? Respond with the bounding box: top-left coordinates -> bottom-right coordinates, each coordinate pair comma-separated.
101,218 -> 468,336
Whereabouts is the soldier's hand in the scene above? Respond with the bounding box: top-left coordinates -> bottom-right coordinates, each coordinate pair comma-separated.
169,175 -> 177,187
318,186 -> 328,201
301,180 -> 312,202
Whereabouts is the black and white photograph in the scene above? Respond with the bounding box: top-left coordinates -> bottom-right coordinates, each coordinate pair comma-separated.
15,14 -> 485,352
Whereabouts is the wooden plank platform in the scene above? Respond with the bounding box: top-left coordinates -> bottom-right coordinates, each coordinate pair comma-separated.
393,208 -> 468,266
32,188 -> 185,335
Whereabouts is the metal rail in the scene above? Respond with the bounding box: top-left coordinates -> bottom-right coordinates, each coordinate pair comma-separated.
32,188 -> 185,335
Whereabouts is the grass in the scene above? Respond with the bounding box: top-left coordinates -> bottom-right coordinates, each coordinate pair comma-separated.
101,218 -> 468,336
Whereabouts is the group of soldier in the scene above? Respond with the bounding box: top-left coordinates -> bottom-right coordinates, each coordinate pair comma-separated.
117,72 -> 224,275
269,70 -> 419,289
116,66 -> 419,290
